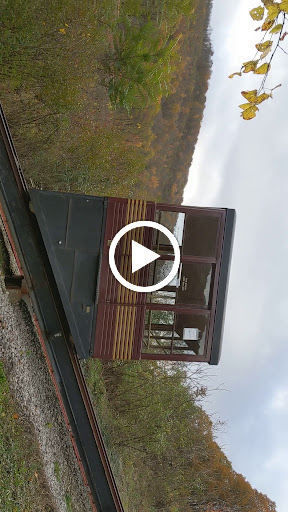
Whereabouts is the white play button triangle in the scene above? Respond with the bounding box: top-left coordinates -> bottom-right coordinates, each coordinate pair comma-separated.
131,240 -> 160,273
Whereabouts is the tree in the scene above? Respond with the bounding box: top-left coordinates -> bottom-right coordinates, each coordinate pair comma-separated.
229,0 -> 288,119
101,20 -> 181,111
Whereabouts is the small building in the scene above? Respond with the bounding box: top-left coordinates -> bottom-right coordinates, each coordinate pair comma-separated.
30,191 -> 235,364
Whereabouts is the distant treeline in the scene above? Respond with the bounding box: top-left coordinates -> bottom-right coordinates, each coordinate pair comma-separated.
136,0 -> 213,203
83,359 -> 277,512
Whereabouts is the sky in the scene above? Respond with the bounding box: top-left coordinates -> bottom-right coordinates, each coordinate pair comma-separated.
183,1 -> 288,510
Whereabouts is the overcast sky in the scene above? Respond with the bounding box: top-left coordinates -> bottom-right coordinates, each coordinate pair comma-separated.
183,1 -> 288,510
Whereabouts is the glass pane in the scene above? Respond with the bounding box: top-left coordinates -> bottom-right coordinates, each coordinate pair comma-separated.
183,215 -> 219,257
177,263 -> 213,306
143,310 -> 175,354
146,260 -> 181,304
143,310 -> 208,357
148,259 -> 175,286
154,211 -> 185,254
147,261 -> 181,304
142,345 -> 171,354
173,313 -> 208,355
148,290 -> 176,305
145,309 -> 175,327
147,262 -> 213,307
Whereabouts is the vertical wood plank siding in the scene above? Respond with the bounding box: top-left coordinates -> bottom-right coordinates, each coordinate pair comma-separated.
94,198 -> 155,360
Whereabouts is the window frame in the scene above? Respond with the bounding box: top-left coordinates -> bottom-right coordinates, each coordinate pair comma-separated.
141,205 -> 227,361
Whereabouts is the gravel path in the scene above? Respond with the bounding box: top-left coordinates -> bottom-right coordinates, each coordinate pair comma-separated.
0,231 -> 93,511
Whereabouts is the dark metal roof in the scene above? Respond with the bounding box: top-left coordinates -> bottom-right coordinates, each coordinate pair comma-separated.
29,189 -> 107,359
209,208 -> 236,365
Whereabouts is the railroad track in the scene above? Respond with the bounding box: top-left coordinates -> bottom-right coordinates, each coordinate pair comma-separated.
0,103 -> 125,512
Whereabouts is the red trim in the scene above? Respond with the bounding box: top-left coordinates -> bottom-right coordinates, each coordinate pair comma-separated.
0,202 -> 24,274
33,319 -> 98,512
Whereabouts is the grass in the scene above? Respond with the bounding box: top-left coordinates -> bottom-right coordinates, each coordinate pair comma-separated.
82,359 -> 157,511
0,361 -> 54,511
65,493 -> 73,512
53,461 -> 61,482
0,0 -> 199,201
0,0 -> 147,198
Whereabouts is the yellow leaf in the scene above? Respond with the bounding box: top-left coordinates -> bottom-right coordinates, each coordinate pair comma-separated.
262,18 -> 275,30
267,4 -> 280,19
255,41 -> 273,51
254,62 -> 271,74
270,23 -> 283,33
280,1 -> 288,13
253,93 -> 270,104
59,28 -> 66,34
228,72 -> 242,78
241,105 -> 259,120
249,6 -> 265,20
241,92 -> 271,108
260,47 -> 272,59
241,89 -> 258,102
239,103 -> 252,110
242,60 -> 258,73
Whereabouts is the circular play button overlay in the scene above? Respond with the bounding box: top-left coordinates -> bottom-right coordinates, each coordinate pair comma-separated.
109,220 -> 180,293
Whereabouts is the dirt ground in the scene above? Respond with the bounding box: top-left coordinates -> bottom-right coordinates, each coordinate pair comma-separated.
0,221 -> 94,512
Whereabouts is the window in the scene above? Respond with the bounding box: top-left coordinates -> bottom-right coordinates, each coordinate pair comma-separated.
146,261 -> 181,305
153,211 -> 185,254
183,214 -> 219,257
142,310 -> 208,356
147,261 -> 214,307
177,263 -> 214,306
143,310 -> 175,354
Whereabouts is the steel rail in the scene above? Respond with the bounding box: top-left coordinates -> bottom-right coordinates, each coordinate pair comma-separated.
0,103 -> 124,512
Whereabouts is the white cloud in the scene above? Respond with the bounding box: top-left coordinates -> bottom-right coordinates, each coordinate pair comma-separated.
267,388 -> 288,413
264,448 -> 288,471
221,0 -> 261,65
182,2 -> 288,512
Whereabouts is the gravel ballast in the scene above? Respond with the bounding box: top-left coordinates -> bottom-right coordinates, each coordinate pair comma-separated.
0,251 -> 93,511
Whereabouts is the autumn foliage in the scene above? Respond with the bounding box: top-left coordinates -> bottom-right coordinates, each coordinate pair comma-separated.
84,360 -> 277,512
0,0 -> 212,204
230,0 -> 288,119
136,0 -> 213,204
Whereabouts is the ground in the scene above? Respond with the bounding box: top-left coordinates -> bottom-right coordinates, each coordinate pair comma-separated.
0,223 -> 93,512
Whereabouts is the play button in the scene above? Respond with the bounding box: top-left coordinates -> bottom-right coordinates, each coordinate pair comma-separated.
109,220 -> 180,293
131,240 -> 160,273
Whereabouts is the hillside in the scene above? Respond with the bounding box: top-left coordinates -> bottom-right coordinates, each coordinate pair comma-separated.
139,0 -> 213,203
0,0 -> 212,202
83,359 -> 276,512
